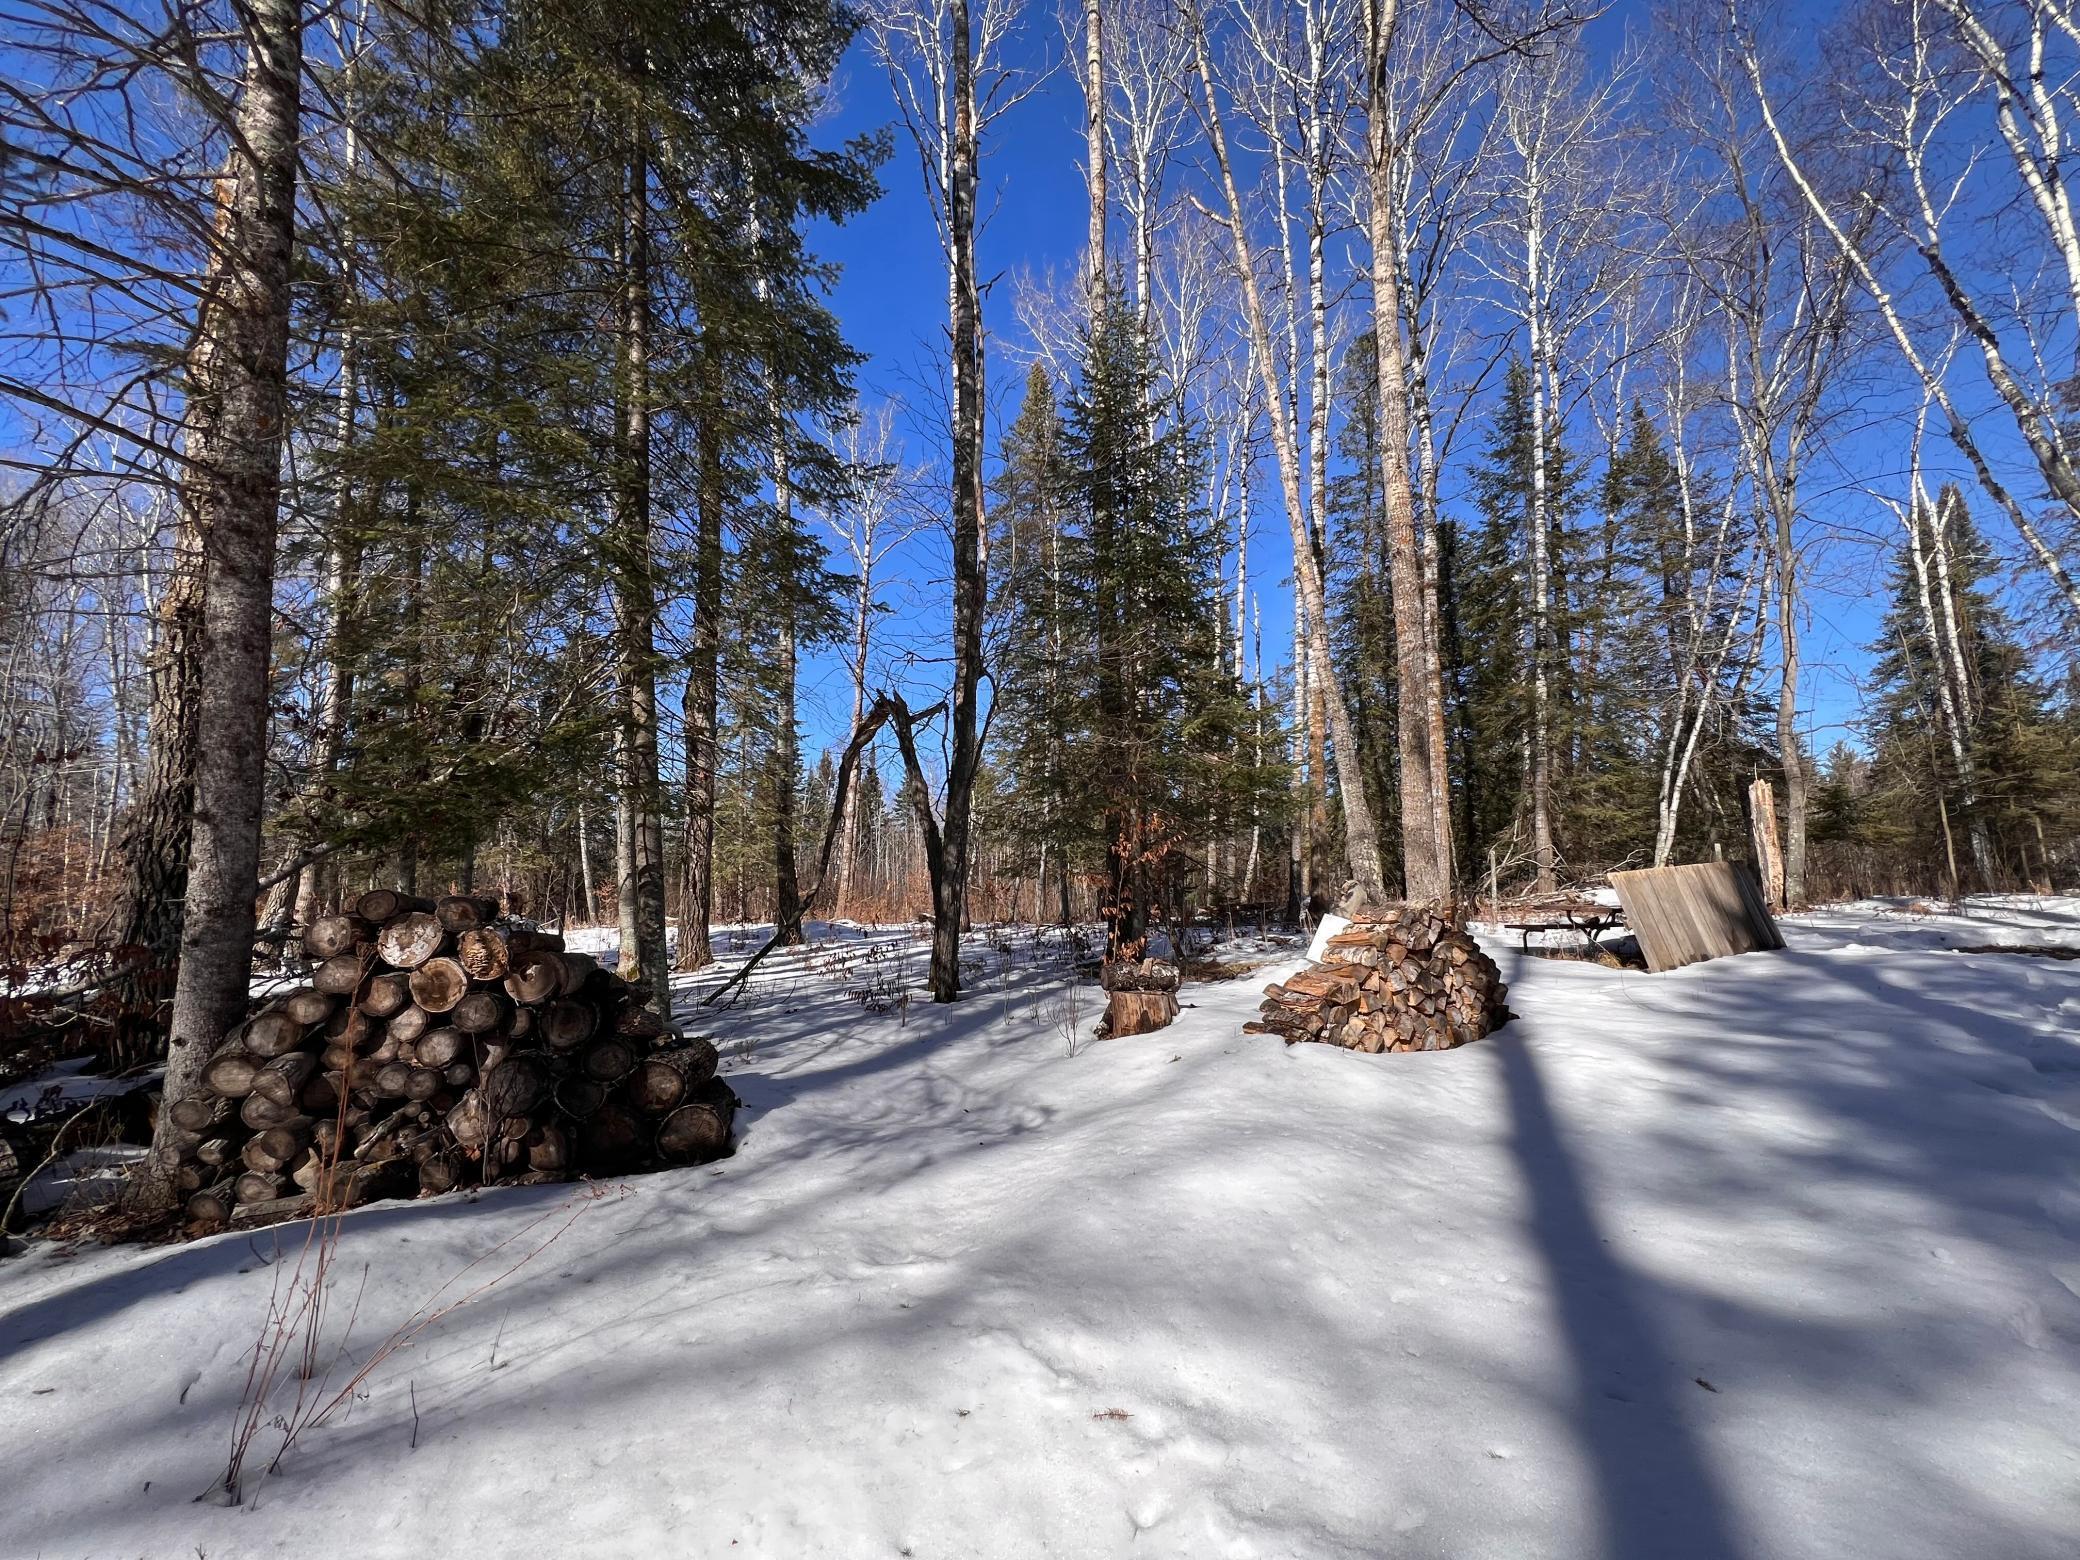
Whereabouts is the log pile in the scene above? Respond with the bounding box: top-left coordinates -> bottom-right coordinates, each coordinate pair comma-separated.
166,891 -> 736,1230
1246,904 -> 1510,1053
1096,958 -> 1181,1039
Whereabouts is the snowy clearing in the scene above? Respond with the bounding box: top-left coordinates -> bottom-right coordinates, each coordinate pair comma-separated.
3,899 -> 2078,1558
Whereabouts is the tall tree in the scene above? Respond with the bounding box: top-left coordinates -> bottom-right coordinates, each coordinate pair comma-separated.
867,0 -> 1017,1000
1187,0 -> 1390,904
155,0 -> 307,1190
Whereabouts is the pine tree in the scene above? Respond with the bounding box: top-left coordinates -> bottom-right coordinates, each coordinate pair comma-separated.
990,298 -> 1275,950
988,364 -> 1083,916
1866,491 -> 2076,885
280,0 -> 879,960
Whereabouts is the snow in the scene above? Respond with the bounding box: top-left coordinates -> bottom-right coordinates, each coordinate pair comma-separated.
4,899 -> 2079,1558
2,1058 -> 140,1126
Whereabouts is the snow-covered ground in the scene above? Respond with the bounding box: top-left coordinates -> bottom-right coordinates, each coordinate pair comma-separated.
3,898 -> 2077,1558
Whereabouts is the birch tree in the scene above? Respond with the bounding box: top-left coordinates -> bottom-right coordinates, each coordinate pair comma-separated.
867,0 -> 1034,998
157,0 -> 307,1189
1186,0 -> 1391,903
1731,0 -> 2080,627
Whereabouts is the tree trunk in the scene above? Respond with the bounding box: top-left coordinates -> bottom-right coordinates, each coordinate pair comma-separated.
760,201 -> 804,947
1360,3 -> 1454,900
930,0 -> 988,1002
151,0 -> 304,1205
1187,0 -> 1389,906
1771,491 -> 1807,908
107,510 -> 201,1042
612,98 -> 669,1014
833,571 -> 871,917
677,334 -> 724,972
771,604 -> 804,943
295,54 -> 363,930
1083,0 -> 1106,312
1524,199 -> 1557,894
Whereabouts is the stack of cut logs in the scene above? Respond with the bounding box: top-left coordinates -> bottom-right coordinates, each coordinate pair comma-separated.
1247,904 -> 1510,1053
1097,958 -> 1181,1039
164,890 -> 736,1229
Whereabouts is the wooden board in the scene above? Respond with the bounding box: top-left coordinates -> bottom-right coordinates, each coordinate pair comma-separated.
1608,862 -> 1785,974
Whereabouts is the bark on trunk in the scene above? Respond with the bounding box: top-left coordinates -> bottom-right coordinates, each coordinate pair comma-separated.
1083,0 -> 1106,312
931,0 -> 988,1002
1187,0 -> 1390,905
108,505 -> 203,1043
151,0 -> 305,1207
1360,2 -> 1454,900
611,87 -> 669,1013
677,336 -> 725,972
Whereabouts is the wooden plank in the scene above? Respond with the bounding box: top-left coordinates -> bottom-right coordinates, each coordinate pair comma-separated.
1610,862 -> 1785,973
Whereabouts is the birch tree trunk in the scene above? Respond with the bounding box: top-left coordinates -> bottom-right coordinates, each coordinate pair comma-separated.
1360,0 -> 1453,900
295,11 -> 364,928
1187,0 -> 1390,905
1523,187 -> 1557,893
1083,0 -> 1106,311
153,0 -> 305,1197
936,0 -> 988,1001
1902,488 -> 1996,884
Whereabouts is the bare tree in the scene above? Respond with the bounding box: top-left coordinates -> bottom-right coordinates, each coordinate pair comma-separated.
1104,0 -> 1194,334
1186,0 -> 1391,903
1482,36 -> 1636,891
156,0 -> 308,1192
818,402 -> 927,914
867,0 -> 1036,998
1642,279 -> 1769,867
1232,0 -> 1358,906
1876,384 -> 1997,881
1732,0 -> 2080,627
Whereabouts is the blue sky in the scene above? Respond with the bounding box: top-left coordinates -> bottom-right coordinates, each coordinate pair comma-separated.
785,1 -> 1932,777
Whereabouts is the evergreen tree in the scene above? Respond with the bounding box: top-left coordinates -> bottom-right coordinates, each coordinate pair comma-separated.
994,295 -> 1274,953
1582,402 -> 1679,856
988,364 -> 1080,915
282,0 -> 879,942
1865,490 -> 2076,884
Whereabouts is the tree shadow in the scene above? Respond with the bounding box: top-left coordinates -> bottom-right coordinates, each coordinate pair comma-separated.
1494,1031 -> 1749,1560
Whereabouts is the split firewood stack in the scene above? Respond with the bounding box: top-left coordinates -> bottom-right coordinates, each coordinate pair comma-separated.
164,890 -> 736,1229
1246,903 -> 1510,1053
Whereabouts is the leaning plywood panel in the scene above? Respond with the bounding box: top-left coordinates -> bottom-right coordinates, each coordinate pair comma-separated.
1610,862 -> 1785,973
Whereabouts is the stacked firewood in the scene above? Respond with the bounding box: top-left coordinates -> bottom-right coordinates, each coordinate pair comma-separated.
164,890 -> 736,1229
1246,904 -> 1510,1053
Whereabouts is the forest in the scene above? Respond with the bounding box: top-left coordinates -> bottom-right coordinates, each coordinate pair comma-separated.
6,4 -> 2080,1553
5,0 -> 2080,1064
